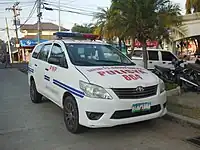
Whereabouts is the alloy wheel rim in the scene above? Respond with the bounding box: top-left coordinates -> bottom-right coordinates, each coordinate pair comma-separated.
64,102 -> 76,130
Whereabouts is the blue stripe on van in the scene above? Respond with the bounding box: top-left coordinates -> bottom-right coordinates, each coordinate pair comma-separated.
53,79 -> 85,98
28,67 -> 34,73
44,75 -> 50,81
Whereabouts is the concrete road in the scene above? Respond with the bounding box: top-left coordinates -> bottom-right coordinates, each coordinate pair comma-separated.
0,69 -> 200,150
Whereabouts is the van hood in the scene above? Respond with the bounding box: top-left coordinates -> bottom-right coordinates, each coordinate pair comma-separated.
75,66 -> 159,88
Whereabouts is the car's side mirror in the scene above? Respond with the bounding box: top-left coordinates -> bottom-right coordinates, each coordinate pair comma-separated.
48,57 -> 60,66
60,57 -> 68,68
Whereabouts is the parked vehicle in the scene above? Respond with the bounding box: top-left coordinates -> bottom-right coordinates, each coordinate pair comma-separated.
152,59 -> 185,84
131,48 -> 194,70
28,32 -> 167,134
179,54 -> 200,92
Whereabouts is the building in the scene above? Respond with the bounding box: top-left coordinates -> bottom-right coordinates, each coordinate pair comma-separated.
15,22 -> 69,62
20,22 -> 69,40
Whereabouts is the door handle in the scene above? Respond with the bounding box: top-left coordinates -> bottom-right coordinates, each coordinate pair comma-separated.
45,68 -> 49,71
163,62 -> 166,64
34,64 -> 37,67
149,61 -> 152,63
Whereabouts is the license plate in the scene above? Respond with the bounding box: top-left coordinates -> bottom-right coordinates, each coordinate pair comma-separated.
132,102 -> 151,113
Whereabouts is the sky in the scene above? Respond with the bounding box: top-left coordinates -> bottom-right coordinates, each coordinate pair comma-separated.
0,0 -> 185,41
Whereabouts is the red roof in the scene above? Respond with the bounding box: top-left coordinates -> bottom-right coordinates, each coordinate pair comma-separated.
20,22 -> 69,31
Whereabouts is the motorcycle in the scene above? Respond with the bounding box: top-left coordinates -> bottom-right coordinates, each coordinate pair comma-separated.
179,54 -> 200,92
152,59 -> 185,84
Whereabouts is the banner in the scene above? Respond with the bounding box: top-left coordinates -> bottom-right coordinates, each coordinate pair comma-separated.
20,39 -> 48,47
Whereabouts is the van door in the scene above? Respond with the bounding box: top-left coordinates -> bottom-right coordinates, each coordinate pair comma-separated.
148,50 -> 160,70
46,42 -> 68,105
161,51 -> 177,68
36,43 -> 52,96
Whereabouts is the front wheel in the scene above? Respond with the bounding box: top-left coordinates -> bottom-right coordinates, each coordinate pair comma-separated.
30,80 -> 42,103
63,96 -> 84,134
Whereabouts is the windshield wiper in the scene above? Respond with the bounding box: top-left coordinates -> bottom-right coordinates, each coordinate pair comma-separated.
95,60 -> 121,63
74,60 -> 96,65
95,60 -> 135,65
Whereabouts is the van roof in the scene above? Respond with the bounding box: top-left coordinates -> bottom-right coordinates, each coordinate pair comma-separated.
134,48 -> 170,51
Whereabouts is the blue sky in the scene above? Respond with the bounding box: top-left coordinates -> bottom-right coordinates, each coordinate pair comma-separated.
0,0 -> 185,40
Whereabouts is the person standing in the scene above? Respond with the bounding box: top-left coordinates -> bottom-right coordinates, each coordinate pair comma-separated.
4,52 -> 12,68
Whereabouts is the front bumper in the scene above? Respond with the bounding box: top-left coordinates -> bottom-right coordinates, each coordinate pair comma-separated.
76,90 -> 167,128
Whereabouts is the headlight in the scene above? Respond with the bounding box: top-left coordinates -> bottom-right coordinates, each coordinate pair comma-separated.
79,80 -> 112,99
159,79 -> 165,93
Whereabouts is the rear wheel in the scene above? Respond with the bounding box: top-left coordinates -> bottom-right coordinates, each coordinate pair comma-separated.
30,79 -> 42,103
63,96 -> 84,134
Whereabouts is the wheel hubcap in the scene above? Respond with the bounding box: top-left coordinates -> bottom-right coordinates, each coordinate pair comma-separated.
64,102 -> 76,129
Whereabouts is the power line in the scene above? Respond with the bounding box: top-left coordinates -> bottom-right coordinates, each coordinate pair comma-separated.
0,1 -> 35,5
44,1 -> 99,12
18,0 -> 37,29
45,0 -> 107,11
43,7 -> 95,16
44,2 -> 98,13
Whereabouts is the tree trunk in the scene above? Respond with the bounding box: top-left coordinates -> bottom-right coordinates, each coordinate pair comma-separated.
122,39 -> 127,55
196,36 -> 200,54
129,37 -> 135,58
142,40 -> 148,69
118,37 -> 122,51
158,39 -> 163,49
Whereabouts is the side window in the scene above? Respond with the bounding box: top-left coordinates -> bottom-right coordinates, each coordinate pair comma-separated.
32,44 -> 43,58
133,50 -> 142,57
161,51 -> 176,61
38,44 -> 52,61
148,51 -> 159,60
50,43 -> 65,59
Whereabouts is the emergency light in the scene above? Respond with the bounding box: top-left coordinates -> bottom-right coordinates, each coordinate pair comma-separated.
53,32 -> 98,40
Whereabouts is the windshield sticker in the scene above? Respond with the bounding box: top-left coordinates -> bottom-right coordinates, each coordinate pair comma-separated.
86,67 -> 147,81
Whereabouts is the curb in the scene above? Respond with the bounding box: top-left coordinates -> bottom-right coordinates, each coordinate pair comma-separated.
166,86 -> 181,97
164,112 -> 200,129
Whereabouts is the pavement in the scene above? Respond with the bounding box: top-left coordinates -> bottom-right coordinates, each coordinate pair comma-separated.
167,93 -> 200,121
0,62 -> 27,69
1,68 -> 200,150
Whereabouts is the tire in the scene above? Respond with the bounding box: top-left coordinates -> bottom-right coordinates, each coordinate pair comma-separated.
30,79 -> 42,103
63,96 -> 84,134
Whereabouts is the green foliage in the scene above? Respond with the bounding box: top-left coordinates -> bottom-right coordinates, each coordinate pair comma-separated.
94,0 -> 182,68
165,83 -> 178,91
71,23 -> 94,33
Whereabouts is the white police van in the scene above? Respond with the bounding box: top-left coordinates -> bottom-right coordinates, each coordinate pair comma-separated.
28,32 -> 167,133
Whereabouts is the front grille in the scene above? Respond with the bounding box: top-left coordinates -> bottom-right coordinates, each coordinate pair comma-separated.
112,85 -> 158,99
110,104 -> 161,119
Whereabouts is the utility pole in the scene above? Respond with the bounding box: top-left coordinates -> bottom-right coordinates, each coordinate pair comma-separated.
58,0 -> 61,31
6,2 -> 22,62
5,18 -> 12,63
37,0 -> 42,43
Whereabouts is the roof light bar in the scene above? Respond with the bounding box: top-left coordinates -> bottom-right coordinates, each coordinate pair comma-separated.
53,32 -> 98,40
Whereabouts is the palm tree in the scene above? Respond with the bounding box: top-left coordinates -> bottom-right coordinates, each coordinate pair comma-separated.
111,0 -> 182,69
94,6 -> 128,51
93,7 -> 111,39
186,0 -> 200,14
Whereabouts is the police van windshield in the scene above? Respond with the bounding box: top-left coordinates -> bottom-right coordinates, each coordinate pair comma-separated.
65,43 -> 135,66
